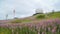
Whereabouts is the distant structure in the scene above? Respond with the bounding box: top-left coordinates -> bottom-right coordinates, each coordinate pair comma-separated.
33,8 -> 43,16
6,14 -> 8,20
35,8 -> 43,14
52,10 -> 55,13
13,9 -> 15,18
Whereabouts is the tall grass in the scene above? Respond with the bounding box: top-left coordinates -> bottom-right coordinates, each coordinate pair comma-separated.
0,23 -> 60,34
0,18 -> 60,34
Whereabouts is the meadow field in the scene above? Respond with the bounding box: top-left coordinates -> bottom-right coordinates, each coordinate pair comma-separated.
0,11 -> 60,34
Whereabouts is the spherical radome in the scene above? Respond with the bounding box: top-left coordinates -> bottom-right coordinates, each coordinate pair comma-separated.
36,8 -> 43,14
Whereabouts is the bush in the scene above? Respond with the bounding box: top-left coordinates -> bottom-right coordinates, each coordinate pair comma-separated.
11,19 -> 21,23
33,13 -> 43,16
36,14 -> 45,19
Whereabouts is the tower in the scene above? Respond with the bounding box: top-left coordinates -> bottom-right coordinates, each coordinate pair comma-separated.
13,9 -> 15,18
6,14 -> 8,20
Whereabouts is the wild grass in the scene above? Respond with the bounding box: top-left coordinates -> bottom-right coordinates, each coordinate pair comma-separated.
0,18 -> 60,34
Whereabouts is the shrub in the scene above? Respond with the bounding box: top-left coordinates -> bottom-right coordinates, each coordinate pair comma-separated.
33,13 -> 43,16
36,14 -> 45,19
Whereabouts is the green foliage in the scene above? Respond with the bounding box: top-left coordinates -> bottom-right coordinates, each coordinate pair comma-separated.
47,11 -> 60,18
36,14 -> 45,19
0,27 -> 12,34
33,13 -> 43,16
11,18 -> 31,23
21,19 -> 31,22
11,19 -> 21,23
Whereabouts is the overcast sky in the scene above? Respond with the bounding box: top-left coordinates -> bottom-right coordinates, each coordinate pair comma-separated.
0,0 -> 60,20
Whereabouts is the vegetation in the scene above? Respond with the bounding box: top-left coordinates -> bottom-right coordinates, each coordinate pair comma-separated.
0,18 -> 60,34
11,19 -> 21,23
11,18 -> 31,23
10,11 -> 60,23
0,10 -> 60,34
21,19 -> 31,22
35,14 -> 45,19
33,11 -> 60,19
47,11 -> 60,18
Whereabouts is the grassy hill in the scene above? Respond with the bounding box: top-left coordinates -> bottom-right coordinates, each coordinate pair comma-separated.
10,11 -> 60,23
0,11 -> 60,34
0,11 -> 60,23
47,11 -> 60,18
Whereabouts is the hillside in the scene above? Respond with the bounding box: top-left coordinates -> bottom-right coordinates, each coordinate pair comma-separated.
0,11 -> 60,23
0,11 -> 60,34
47,11 -> 60,18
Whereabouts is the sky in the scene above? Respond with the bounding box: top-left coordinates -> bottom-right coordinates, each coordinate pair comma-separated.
0,0 -> 60,20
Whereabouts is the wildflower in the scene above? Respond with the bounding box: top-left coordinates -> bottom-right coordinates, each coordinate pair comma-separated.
42,32 -> 45,34
12,29 -> 14,34
48,27 -> 50,31
16,32 -> 18,34
38,31 -> 40,34
52,26 -> 57,34
42,25 -> 46,30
